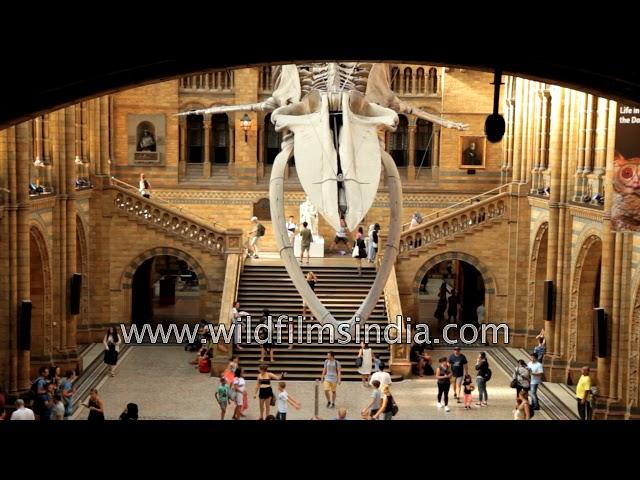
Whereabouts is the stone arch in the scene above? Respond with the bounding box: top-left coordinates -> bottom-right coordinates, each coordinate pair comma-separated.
75,215 -> 89,329
412,251 -> 498,325
568,233 -> 603,364
527,222 -> 549,341
29,224 -> 53,365
119,247 -> 210,322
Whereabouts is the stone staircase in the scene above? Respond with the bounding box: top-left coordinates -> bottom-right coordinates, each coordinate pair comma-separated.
234,264 -> 401,381
397,183 -> 522,258
109,177 -> 240,256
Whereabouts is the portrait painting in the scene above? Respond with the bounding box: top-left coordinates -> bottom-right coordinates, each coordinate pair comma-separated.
459,135 -> 486,169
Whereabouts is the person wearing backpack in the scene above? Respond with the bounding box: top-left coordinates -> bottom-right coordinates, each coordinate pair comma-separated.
372,384 -> 397,420
31,366 -> 50,418
475,352 -> 490,406
247,216 -> 264,259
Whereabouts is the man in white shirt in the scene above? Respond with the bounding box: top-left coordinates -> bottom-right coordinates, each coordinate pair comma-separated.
10,399 -> 35,420
369,363 -> 392,388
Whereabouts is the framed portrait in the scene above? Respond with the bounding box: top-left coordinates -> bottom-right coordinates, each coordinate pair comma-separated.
459,135 -> 486,169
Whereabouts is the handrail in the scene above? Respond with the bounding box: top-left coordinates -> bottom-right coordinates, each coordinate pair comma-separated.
402,182 -> 518,232
110,176 -> 226,232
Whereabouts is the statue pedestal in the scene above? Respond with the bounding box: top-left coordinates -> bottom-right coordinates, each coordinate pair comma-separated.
293,235 -> 325,258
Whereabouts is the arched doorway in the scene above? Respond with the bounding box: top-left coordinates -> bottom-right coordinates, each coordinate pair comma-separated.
570,235 -> 602,364
528,223 -> 548,342
29,226 -> 52,365
417,259 -> 486,337
131,254 -> 203,328
76,216 -> 89,331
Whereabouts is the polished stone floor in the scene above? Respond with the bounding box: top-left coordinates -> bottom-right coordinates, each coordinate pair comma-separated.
79,345 -> 549,420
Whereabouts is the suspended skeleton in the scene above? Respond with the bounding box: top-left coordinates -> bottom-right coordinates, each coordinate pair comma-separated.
179,63 -> 468,328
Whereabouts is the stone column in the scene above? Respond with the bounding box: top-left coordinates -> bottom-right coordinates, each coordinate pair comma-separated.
511,78 -> 524,182
598,101 -> 617,400
407,123 -> 416,182
545,86 -> 565,361
431,125 -> 440,182
203,114 -> 212,178
65,108 -> 78,358
178,116 -> 187,177
257,123 -> 265,180
590,97 -> 609,201
16,122 -> 31,391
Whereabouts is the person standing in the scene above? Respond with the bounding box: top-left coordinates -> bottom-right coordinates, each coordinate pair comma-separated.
474,352 -> 490,406
286,216 -> 297,245
476,301 -> 486,325
513,359 -> 531,398
103,326 -> 122,377
254,364 -> 283,420
299,221 -> 313,264
436,357 -> 452,412
302,271 -> 318,322
215,376 -> 230,420
50,394 -> 65,420
447,288 -> 460,324
321,351 -> 342,408
83,388 -> 105,421
353,227 -> 367,276
139,173 -> 151,198
247,216 -> 262,259
330,218 -> 350,254
59,370 -> 76,418
31,366 -> 49,419
275,382 -> 301,420
527,352 -> 544,410
575,366 -> 593,420
357,342 -> 373,386
534,329 -> 546,362
231,368 -> 246,420
361,380 -> 382,419
448,346 -> 468,403
369,362 -> 392,388
372,384 -> 395,420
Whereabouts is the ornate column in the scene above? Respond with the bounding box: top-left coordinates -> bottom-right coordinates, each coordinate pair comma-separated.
589,97 -> 609,202
407,122 -> 416,182
431,125 -> 440,182
511,78 -> 524,182
203,114 -> 212,178
16,122 -> 31,391
545,86 -> 565,363
65,107 -> 78,357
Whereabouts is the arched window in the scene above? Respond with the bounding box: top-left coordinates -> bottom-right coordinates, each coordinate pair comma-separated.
264,113 -> 281,165
260,66 -> 273,92
389,115 -> 408,167
187,115 -> 204,163
212,114 -> 229,164
428,67 -> 438,94
414,119 -> 433,167
416,68 -> 425,94
403,67 -> 413,94
391,66 -> 400,92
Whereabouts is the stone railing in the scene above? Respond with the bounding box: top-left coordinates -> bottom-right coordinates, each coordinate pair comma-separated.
179,71 -> 235,92
398,187 -> 514,254
109,179 -> 242,256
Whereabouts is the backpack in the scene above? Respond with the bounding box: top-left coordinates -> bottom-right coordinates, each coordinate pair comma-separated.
257,223 -> 266,237
484,368 -> 492,382
391,396 -> 399,416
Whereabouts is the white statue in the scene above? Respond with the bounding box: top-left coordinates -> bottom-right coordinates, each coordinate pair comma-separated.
300,195 -> 319,238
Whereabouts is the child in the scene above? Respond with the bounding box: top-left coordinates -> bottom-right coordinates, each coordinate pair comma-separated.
276,382 -> 301,420
372,354 -> 382,373
463,373 -> 475,409
215,377 -> 230,420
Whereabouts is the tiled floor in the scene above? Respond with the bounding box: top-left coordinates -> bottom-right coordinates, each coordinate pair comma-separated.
83,346 -> 550,420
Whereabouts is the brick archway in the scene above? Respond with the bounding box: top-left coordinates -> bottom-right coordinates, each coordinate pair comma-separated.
29,224 -> 53,366
568,233 -> 602,365
412,251 -> 498,326
119,247 -> 210,324
527,222 -> 549,341
412,251 -> 497,297
120,247 -> 209,291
